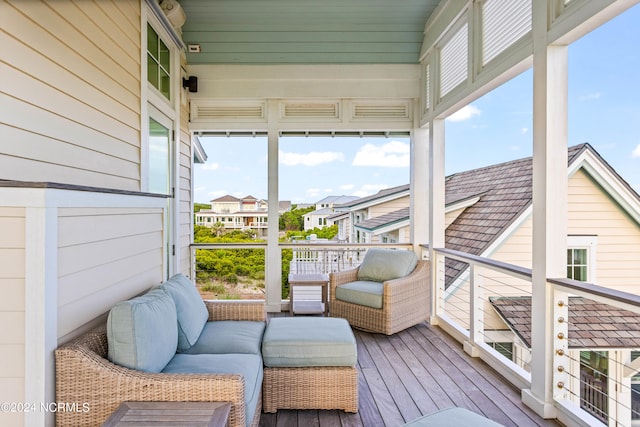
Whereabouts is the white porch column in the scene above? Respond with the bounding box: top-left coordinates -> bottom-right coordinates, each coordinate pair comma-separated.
523,0 -> 568,418
266,100 -> 282,312
428,119 -> 446,324
24,206 -> 57,427
410,125 -> 429,251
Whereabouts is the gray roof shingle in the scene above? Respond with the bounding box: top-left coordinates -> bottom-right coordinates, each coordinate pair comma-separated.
490,296 -> 640,348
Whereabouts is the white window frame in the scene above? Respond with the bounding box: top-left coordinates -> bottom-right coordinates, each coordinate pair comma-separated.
567,235 -> 597,283
142,4 -> 182,278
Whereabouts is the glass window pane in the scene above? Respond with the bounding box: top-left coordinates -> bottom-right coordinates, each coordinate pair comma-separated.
147,54 -> 158,88
574,248 -> 587,264
160,70 -> 171,99
147,24 -> 158,58
160,40 -> 170,71
577,266 -> 587,281
149,118 -> 170,194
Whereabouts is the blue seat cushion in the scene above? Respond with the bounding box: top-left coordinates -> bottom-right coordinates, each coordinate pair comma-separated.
261,317 -> 357,367
107,289 -> 177,373
163,353 -> 263,427
335,280 -> 383,309
160,273 -> 209,352
182,320 -> 266,355
357,248 -> 418,282
402,407 -> 504,426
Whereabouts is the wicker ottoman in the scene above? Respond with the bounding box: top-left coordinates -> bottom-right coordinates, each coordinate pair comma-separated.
261,317 -> 358,413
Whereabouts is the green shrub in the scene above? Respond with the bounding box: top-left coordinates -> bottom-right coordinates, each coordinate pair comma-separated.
201,283 -> 226,294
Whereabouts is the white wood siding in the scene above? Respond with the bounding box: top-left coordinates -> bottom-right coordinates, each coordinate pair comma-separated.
0,0 -> 141,190
0,207 -> 26,426
57,207 -> 164,339
179,81 -> 194,276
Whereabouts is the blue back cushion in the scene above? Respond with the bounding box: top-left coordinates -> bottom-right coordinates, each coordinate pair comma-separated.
357,248 -> 418,282
160,273 -> 209,352
107,289 -> 178,372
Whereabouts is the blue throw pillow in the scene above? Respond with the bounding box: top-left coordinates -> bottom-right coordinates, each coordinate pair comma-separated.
161,273 -> 209,352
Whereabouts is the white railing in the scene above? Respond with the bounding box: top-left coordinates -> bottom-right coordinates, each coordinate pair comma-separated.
191,242 -> 414,301
429,246 -> 640,427
282,242 -> 413,275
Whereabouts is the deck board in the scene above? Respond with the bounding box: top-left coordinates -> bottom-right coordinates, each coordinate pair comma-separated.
258,318 -> 561,427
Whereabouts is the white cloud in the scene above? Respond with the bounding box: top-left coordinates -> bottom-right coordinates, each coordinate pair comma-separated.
339,184 -> 355,191
352,140 -> 409,168
279,150 -> 344,166
207,190 -> 227,200
200,162 -> 220,171
579,92 -> 602,101
305,187 -> 333,198
351,184 -> 389,198
632,145 -> 640,158
446,105 -> 481,122
520,127 -> 529,135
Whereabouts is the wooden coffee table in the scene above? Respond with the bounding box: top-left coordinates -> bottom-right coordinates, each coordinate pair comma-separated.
101,401 -> 231,426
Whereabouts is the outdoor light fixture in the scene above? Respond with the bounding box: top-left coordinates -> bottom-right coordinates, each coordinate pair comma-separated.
182,76 -> 198,93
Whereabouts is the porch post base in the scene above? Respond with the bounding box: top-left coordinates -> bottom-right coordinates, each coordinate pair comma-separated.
463,341 -> 480,357
522,389 -> 557,419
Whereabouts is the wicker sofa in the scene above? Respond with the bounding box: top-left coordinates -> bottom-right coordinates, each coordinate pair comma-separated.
329,249 -> 430,335
55,274 -> 266,427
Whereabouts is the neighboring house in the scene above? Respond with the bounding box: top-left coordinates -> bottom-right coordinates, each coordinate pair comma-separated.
337,143 -> 640,421
330,184 -> 411,243
303,195 -> 358,231
196,194 -> 291,236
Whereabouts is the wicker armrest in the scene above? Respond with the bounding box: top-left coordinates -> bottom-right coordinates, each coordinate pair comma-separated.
382,260 -> 429,303
55,325 -> 250,427
329,267 -> 360,301
204,299 -> 266,321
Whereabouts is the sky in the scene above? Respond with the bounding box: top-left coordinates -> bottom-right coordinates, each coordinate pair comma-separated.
194,4 -> 640,205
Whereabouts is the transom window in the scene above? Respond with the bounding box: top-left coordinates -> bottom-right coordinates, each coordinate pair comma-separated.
147,24 -> 171,99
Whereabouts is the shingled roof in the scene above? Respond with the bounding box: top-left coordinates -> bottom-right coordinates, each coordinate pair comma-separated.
442,143 -> 589,286
490,296 -> 640,348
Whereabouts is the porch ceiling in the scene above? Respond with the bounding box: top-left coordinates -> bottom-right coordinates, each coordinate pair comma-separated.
179,0 -> 441,64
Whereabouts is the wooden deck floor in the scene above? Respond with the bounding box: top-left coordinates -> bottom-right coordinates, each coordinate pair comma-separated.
258,318 -> 561,427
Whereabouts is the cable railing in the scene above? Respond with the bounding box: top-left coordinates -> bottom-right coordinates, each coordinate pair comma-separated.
429,246 -> 640,427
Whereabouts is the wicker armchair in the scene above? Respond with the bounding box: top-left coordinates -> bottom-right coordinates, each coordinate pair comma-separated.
329,259 -> 430,335
55,300 -> 265,427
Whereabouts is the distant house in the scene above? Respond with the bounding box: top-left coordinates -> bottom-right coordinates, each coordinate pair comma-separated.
329,185 -> 411,243
333,143 -> 640,418
196,195 -> 290,236
303,195 -> 358,231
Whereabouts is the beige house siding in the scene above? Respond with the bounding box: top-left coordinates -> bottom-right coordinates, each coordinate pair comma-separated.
445,207 -> 466,229
57,207 -> 164,340
0,208 -> 26,426
568,169 -> 640,293
366,196 -> 410,218
447,167 -> 640,334
0,0 -> 141,190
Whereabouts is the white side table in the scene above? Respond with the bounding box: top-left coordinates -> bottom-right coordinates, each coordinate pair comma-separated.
288,273 -> 329,315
